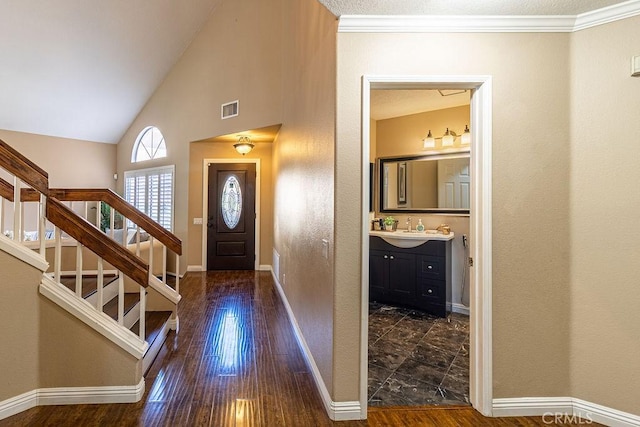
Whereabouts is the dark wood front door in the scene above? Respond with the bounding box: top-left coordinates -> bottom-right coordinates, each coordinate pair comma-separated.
207,163 -> 256,270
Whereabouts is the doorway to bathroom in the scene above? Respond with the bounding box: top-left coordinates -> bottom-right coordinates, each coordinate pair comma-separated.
359,75 -> 493,416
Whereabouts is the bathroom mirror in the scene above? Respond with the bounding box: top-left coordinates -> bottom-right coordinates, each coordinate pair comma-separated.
378,150 -> 470,214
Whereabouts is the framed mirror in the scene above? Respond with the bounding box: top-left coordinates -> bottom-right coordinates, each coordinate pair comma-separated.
378,150 -> 470,214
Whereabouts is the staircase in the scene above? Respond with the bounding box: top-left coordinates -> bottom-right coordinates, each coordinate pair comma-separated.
0,137 -> 182,375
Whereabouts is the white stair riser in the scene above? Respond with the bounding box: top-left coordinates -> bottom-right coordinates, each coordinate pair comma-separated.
122,301 -> 140,330
85,279 -> 119,308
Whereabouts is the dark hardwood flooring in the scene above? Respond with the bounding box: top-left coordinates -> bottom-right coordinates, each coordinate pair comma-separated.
1,271 -> 597,426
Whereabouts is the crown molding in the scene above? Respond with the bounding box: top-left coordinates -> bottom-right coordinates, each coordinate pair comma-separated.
574,0 -> 640,31
337,1 -> 640,33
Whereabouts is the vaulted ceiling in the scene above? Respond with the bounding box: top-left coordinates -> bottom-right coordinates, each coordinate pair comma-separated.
0,0 -> 628,144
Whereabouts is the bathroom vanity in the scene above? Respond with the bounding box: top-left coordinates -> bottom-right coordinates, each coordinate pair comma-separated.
369,232 -> 453,317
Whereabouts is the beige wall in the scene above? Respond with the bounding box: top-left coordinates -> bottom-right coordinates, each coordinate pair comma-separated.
376,105 -> 471,157
115,0 -> 284,273
273,0 -> 337,397
0,129 -> 116,188
338,32 -> 573,402
188,141 -> 273,268
569,16 -> 640,414
0,249 -> 40,401
0,247 -> 140,403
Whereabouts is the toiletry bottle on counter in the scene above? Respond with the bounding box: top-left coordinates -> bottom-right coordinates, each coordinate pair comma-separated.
416,219 -> 425,232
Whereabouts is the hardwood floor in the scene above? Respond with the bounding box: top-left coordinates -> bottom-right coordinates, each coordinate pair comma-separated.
1,271 -> 597,426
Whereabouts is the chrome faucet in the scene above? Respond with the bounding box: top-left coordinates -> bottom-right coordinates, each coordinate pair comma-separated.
406,216 -> 412,232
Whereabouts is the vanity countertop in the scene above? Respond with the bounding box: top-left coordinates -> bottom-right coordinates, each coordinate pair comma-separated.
369,230 -> 455,245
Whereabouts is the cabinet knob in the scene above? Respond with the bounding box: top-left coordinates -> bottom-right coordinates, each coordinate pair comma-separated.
389,256 -> 394,260
427,265 -> 433,270
384,255 -> 388,259
428,289 -> 433,294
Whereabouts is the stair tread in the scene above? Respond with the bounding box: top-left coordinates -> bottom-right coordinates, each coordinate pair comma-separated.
102,293 -> 140,321
59,275 -> 118,299
131,311 -> 172,346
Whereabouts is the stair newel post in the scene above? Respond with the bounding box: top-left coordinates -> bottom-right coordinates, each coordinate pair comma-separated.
54,227 -> 61,281
175,253 -> 180,295
75,243 -> 83,298
12,177 -> 21,242
39,193 -> 46,255
139,285 -> 146,342
96,258 -> 104,311
117,273 -> 124,326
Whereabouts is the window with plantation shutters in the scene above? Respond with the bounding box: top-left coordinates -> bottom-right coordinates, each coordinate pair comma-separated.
124,165 -> 174,231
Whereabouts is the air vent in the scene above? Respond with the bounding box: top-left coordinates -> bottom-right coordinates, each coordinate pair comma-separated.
221,100 -> 239,119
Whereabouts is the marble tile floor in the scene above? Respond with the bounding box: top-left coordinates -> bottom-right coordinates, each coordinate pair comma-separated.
368,302 -> 470,407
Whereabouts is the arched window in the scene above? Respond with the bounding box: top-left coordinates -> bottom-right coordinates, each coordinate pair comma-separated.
131,126 -> 167,162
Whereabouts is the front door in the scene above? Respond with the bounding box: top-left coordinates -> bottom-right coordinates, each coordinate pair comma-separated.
207,163 -> 256,270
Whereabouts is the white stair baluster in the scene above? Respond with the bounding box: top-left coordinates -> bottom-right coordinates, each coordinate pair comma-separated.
139,286 -> 146,342
75,243 -> 83,297
96,258 -> 104,311
13,177 -> 20,242
175,253 -> 180,295
39,194 -> 46,255
162,245 -> 167,284
118,274 -> 124,326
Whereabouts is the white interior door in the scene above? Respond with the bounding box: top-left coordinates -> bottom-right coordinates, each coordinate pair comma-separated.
437,158 -> 470,209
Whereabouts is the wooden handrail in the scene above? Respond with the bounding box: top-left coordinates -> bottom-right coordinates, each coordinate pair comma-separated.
46,197 -> 149,288
0,177 -> 14,201
22,188 -> 182,255
0,138 -> 48,195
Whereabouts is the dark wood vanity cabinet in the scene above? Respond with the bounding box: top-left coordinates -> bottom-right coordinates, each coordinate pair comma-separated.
369,236 -> 451,317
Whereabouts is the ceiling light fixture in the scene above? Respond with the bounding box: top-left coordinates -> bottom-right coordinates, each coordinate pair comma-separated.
233,136 -> 254,155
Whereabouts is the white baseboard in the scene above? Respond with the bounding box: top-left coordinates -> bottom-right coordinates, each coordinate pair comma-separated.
269,267 -> 362,421
449,302 -> 470,316
493,397 -> 640,426
258,264 -> 271,271
186,265 -> 203,272
0,379 -> 145,421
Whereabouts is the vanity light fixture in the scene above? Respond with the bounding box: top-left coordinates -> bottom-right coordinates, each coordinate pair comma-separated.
442,128 -> 455,147
422,125 -> 471,149
423,130 -> 436,149
233,136 -> 254,155
461,125 -> 471,145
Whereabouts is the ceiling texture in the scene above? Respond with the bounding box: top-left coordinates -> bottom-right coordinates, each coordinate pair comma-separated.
0,0 -> 628,144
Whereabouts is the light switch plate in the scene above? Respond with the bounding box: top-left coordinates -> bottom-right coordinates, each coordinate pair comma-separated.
193,217 -> 203,225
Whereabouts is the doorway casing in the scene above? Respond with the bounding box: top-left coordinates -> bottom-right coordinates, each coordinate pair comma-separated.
201,158 -> 261,271
360,75 -> 493,416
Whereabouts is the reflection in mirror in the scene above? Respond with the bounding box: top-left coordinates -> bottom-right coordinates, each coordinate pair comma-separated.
380,152 -> 470,214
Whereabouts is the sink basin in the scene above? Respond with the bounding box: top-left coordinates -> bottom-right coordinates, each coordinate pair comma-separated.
369,230 -> 454,248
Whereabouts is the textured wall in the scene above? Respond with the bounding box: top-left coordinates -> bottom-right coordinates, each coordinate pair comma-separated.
569,16 -> 640,415
274,0 -> 337,397
0,250 -> 40,401
115,0 -> 284,272
0,129 -> 116,188
337,31 -> 572,401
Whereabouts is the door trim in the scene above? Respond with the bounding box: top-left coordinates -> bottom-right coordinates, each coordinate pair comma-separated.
202,158 -> 261,270
360,75 -> 493,417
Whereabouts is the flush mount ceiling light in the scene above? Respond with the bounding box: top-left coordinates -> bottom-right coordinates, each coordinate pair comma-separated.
233,136 -> 254,155
422,125 -> 471,149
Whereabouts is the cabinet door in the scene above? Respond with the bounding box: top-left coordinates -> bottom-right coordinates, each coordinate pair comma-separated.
388,252 -> 416,301
369,250 -> 389,300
